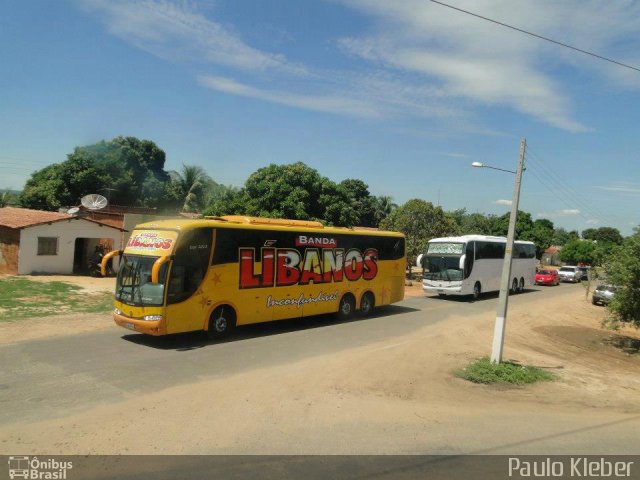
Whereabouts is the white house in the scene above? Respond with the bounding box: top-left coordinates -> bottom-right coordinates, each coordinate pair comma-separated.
0,207 -> 126,275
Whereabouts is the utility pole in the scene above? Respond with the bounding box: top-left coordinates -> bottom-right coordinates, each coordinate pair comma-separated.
490,138 -> 527,363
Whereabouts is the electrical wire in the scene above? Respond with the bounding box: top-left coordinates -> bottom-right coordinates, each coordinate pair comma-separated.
526,147 -> 613,221
523,148 -> 629,229
429,0 -> 640,73
524,164 -> 600,225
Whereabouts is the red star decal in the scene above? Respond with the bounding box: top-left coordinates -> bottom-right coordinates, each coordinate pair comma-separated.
211,272 -> 222,285
199,296 -> 211,308
194,287 -> 204,296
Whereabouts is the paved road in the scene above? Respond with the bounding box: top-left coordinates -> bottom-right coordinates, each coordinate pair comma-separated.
0,283 -> 577,426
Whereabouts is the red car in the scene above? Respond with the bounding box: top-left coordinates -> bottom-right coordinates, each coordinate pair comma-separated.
535,269 -> 560,286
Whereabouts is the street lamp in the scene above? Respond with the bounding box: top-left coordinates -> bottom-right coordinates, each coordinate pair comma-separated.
472,161 -> 516,174
472,138 -> 527,363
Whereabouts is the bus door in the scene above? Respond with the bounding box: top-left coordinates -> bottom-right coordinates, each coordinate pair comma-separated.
164,228 -> 213,334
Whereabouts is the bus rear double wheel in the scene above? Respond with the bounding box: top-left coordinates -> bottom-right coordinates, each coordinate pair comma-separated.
337,293 -> 356,320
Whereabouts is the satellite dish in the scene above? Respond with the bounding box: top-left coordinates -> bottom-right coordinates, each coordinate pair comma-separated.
81,194 -> 108,210
67,207 -> 80,215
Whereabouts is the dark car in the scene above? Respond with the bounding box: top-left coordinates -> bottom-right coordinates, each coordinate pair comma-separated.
577,266 -> 590,281
592,285 -> 618,306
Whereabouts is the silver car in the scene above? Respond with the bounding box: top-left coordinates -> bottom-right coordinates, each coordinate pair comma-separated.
592,285 -> 618,306
558,266 -> 581,283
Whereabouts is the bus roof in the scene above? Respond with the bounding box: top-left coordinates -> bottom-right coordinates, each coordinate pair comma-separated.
429,235 -> 534,245
132,215 -> 404,238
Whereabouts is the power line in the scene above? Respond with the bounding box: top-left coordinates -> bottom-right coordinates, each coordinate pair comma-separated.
523,148 -> 629,227
526,147 -> 613,221
429,0 -> 640,73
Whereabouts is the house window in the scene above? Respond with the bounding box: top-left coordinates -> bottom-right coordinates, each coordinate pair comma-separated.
37,237 -> 58,255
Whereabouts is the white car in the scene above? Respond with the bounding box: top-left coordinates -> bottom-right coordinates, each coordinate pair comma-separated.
558,266 -> 581,283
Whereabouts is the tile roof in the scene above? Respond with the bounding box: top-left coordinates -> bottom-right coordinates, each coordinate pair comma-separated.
0,207 -> 126,231
0,207 -> 72,229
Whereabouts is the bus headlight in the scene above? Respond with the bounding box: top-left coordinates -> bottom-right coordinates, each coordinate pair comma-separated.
143,315 -> 163,321
113,307 -> 122,315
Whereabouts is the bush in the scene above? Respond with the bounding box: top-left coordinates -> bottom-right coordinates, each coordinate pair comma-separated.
455,357 -> 557,385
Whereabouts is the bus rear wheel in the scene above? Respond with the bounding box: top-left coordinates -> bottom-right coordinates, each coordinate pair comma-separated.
518,277 -> 525,293
511,278 -> 518,294
337,294 -> 356,320
359,292 -> 375,316
207,305 -> 236,340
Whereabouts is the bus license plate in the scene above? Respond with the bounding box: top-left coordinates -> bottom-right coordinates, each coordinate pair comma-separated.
124,322 -> 135,330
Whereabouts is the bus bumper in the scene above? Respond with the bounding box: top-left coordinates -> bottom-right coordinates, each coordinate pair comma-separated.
113,312 -> 167,336
423,281 -> 463,295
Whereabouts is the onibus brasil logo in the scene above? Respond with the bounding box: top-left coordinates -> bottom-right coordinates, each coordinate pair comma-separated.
8,456 -> 73,479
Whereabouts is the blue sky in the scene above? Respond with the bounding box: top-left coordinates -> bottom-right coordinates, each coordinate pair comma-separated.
1,0 -> 639,234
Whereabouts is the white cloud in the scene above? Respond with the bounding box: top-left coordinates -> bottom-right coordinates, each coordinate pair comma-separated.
597,183 -> 640,195
197,75 -> 382,118
338,0 -> 640,131
78,0 -> 306,75
537,209 -> 581,218
77,0 -> 640,129
494,199 -> 512,206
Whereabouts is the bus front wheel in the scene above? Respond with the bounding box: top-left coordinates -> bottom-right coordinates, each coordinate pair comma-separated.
511,278 -> 518,294
338,294 -> 356,320
472,282 -> 481,300
207,306 -> 236,340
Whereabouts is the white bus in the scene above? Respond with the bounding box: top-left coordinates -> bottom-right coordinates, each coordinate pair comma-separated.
419,235 -> 536,299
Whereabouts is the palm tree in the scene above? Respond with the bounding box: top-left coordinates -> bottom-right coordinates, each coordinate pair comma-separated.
0,190 -> 16,208
374,195 -> 398,224
169,164 -> 212,212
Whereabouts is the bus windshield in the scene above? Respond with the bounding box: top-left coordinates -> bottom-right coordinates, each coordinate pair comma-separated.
422,255 -> 463,281
115,255 -> 167,306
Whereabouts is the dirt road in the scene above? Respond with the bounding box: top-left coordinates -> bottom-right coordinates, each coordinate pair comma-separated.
1,280 -> 640,454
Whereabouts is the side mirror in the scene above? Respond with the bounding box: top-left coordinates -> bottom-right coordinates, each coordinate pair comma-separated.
459,254 -> 466,270
151,256 -> 171,284
101,250 -> 122,277
416,254 -> 424,268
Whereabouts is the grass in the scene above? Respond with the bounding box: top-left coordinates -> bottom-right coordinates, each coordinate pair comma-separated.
0,277 -> 113,322
455,357 -> 558,385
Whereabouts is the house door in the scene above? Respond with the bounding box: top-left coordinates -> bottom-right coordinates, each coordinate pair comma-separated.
73,238 -> 114,274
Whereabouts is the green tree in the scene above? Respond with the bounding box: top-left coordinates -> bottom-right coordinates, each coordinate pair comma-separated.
522,218 -> 554,259
552,227 -> 580,246
490,210 -> 535,238
371,195 -> 397,226
446,208 -> 499,235
204,162 -> 361,226
380,199 -> 459,271
582,227 -> 624,245
0,190 -> 17,208
20,136 -> 171,210
605,228 -> 640,327
168,164 -> 213,212
558,239 -> 597,265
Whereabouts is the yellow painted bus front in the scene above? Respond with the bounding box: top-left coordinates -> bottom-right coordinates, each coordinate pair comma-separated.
107,216 -> 405,336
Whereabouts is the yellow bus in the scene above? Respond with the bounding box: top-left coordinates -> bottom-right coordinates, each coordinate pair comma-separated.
102,215 -> 405,338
